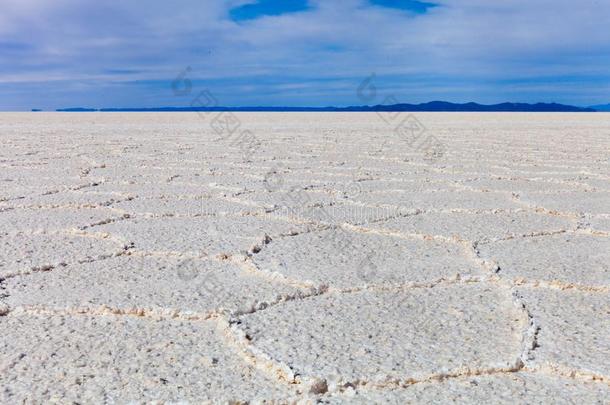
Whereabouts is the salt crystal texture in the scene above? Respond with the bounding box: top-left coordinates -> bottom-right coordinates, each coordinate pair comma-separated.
0,112 -> 608,402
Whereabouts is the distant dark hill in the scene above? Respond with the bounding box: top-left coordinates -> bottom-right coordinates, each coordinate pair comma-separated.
359,101 -> 595,112
56,107 -> 97,112
57,101 -> 596,112
589,103 -> 610,112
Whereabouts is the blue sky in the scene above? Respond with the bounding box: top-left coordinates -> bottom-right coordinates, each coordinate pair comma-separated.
1,0 -> 609,110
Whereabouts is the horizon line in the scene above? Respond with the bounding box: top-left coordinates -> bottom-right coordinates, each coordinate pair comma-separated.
21,100 -> 606,113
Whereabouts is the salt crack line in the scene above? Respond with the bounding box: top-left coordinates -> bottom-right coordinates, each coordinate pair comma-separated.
233,253 -> 323,292
319,363 -> 528,395
474,229 -> 571,246
229,273 -> 609,322
328,274 -> 486,296
7,304 -> 219,322
510,278 -> 610,293
235,276 -> 489,319
221,316 -> 335,396
4,288 -> 323,325
510,289 -> 540,366
0,299 -> 9,316
342,223 -> 461,245
523,364 -> 610,387
0,250 -> 128,281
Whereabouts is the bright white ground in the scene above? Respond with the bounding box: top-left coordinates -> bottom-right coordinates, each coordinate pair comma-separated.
1,113 -> 609,403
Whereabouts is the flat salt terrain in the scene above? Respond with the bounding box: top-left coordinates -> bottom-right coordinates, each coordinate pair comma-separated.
0,112 -> 609,403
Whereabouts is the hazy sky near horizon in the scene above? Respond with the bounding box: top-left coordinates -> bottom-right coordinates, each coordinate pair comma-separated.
1,0 -> 609,110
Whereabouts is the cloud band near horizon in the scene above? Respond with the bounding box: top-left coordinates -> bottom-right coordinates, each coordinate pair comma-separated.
0,0 -> 609,110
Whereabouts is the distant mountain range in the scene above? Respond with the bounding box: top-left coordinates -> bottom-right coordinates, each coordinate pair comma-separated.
588,103 -> 610,112
55,101 -> 598,112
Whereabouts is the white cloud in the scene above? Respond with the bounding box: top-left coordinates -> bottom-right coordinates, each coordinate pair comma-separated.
0,0 -> 609,109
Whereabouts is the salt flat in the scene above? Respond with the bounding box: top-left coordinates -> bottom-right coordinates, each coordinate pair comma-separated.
0,112 -> 609,403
